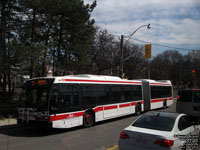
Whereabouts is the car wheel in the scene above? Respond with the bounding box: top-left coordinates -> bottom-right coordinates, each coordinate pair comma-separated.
135,103 -> 141,115
83,111 -> 94,127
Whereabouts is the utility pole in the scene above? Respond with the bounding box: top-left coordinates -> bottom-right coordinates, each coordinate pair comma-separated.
120,35 -> 124,78
111,52 -> 114,75
192,70 -> 196,88
120,24 -> 151,78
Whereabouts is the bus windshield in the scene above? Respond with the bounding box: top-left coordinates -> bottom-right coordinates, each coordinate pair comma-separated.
19,79 -> 54,111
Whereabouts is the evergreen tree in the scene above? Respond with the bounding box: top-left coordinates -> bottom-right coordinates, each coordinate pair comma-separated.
0,0 -> 96,96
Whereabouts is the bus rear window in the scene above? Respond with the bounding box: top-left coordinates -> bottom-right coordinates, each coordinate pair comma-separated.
179,91 -> 193,102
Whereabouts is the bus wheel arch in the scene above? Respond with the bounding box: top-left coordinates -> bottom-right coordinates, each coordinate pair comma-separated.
135,103 -> 142,115
83,109 -> 95,127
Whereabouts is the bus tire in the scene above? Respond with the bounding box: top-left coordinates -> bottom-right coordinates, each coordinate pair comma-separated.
135,103 -> 141,115
163,99 -> 167,109
83,111 -> 95,127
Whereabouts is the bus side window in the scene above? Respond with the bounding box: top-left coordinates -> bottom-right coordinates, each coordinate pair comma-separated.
164,86 -> 171,97
59,84 -> 79,107
150,86 -> 156,99
97,85 -> 111,105
122,85 -> 133,102
133,85 -> 142,100
151,86 -> 163,99
110,85 -> 122,103
50,84 -> 80,113
81,85 -> 97,108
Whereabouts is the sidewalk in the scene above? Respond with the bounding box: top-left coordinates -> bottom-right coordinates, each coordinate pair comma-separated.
0,118 -> 18,130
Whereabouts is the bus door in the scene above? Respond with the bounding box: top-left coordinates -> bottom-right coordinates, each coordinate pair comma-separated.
142,81 -> 151,111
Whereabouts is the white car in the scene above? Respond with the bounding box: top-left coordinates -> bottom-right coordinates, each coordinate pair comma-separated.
118,111 -> 200,150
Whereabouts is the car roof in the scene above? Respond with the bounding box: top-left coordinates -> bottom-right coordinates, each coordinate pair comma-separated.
143,111 -> 183,120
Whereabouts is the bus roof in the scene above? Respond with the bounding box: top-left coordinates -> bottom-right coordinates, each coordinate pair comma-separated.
53,74 -> 141,85
27,74 -> 172,85
136,79 -> 172,85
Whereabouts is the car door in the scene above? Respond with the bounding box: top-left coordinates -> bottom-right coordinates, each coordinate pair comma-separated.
181,116 -> 200,136
175,116 -> 198,149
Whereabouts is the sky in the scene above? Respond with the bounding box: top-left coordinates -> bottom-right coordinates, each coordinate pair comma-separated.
84,0 -> 200,56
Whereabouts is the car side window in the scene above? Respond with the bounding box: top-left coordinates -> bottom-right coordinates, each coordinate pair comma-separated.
178,116 -> 193,131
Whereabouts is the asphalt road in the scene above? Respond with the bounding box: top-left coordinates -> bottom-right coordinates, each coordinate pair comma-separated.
0,100 -> 177,150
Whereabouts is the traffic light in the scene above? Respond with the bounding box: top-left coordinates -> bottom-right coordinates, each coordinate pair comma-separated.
145,44 -> 152,58
192,70 -> 196,76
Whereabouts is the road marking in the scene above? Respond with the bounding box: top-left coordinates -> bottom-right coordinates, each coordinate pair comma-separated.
106,145 -> 118,150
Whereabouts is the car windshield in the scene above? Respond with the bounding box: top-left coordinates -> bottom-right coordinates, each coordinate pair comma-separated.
132,115 -> 175,131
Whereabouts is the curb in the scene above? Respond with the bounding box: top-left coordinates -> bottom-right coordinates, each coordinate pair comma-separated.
0,118 -> 19,130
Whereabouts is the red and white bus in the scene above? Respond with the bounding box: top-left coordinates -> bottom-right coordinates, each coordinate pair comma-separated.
18,74 -> 174,128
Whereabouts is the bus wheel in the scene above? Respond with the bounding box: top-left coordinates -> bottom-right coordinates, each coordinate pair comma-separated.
163,99 -> 167,109
83,111 -> 94,127
135,103 -> 141,115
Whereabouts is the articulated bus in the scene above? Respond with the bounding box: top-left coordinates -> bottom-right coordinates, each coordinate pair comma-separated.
18,74 -> 174,128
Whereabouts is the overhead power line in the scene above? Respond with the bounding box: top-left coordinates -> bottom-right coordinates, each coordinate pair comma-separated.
99,30 -> 200,52
129,37 -> 198,51
107,32 -> 199,52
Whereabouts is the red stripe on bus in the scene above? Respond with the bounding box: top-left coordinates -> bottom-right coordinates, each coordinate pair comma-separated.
94,106 -> 103,113
60,79 -> 141,84
50,97 -> 169,122
131,102 -> 137,106
151,99 -> 163,103
50,112 -> 84,121
130,101 -> 143,105
119,103 -> 130,108
168,97 -> 174,100
104,105 -> 118,110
